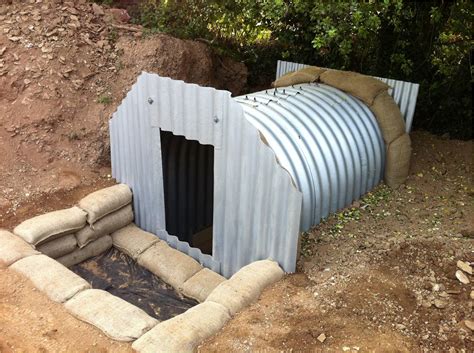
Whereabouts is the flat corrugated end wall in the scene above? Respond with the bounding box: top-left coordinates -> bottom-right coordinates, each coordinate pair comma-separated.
110,72 -> 302,277
275,60 -> 419,132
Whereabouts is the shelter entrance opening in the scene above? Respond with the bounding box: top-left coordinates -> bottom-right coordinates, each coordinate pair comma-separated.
160,130 -> 214,255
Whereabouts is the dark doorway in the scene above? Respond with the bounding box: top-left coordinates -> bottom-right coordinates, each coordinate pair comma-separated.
160,130 -> 214,255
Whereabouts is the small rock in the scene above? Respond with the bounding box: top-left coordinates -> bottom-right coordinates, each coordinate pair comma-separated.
396,324 -> 406,330
434,299 -> 447,309
92,3 -> 105,16
470,290 -> 474,300
317,333 -> 326,343
8,36 -> 22,42
457,260 -> 473,275
421,300 -> 432,308
455,270 -> 470,284
465,320 -> 474,331
0,46 -> 6,56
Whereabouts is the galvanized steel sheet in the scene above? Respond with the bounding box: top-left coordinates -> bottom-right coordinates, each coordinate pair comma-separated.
110,73 -> 302,277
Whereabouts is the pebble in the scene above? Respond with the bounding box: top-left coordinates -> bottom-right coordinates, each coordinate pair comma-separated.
455,270 -> 470,284
317,333 -> 326,343
457,260 -> 473,275
465,320 -> 474,331
434,299 -> 447,309
470,290 -> 474,300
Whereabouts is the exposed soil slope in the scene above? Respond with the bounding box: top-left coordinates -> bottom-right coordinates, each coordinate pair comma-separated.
0,0 -> 247,226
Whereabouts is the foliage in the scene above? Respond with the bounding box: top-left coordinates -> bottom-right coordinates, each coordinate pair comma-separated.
131,0 -> 472,139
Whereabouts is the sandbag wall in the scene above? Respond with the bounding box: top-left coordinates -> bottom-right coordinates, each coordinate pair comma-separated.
273,66 -> 412,188
13,184 -> 134,267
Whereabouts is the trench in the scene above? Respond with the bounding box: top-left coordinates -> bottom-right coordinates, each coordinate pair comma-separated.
70,248 -> 198,321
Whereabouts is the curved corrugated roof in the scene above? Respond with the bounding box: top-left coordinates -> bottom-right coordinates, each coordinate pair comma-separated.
235,83 -> 385,230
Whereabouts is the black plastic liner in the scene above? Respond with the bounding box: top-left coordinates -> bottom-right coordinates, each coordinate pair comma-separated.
71,248 -> 198,321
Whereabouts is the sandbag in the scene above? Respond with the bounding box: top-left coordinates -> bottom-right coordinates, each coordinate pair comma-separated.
78,184 -> 132,225
57,235 -> 113,268
384,133 -> 412,188
206,259 -> 284,315
76,205 -> 134,248
132,301 -> 230,353
273,66 -> 326,88
65,289 -> 158,342
0,229 -> 39,266
180,268 -> 226,303
320,70 -> 389,105
137,242 -> 202,290
111,223 -> 159,260
13,206 -> 87,246
37,234 -> 77,259
370,91 -> 406,144
10,254 -> 90,303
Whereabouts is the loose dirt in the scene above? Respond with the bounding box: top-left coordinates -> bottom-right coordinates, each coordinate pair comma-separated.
0,0 -> 247,228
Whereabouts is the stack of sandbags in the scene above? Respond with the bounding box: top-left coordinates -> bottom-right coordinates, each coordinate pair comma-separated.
61,184 -> 135,267
13,184 -> 135,268
13,207 -> 87,261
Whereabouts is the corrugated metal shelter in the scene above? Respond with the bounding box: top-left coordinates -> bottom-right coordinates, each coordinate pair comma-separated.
109,69 -> 415,277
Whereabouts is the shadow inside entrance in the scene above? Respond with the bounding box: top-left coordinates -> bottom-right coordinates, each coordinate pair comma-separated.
71,248 -> 198,321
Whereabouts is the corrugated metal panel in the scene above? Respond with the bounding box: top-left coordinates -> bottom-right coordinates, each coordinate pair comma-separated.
235,83 -> 384,231
275,60 -> 419,132
110,72 -> 302,277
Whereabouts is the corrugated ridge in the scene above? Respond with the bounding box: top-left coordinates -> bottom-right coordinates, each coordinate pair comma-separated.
235,83 -> 384,231
275,60 -> 419,132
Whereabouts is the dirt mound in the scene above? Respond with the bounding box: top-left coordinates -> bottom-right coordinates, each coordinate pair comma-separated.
0,0 -> 247,222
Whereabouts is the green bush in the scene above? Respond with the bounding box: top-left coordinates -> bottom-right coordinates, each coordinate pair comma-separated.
130,0 -> 472,139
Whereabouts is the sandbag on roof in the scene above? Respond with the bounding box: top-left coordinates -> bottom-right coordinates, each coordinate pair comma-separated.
273,66 -> 326,88
319,69 -> 389,106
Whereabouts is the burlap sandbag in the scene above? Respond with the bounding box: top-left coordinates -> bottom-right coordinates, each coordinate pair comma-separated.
78,184 -> 132,225
13,206 -> 87,246
320,70 -> 389,105
76,205 -> 133,248
273,66 -> 326,88
0,229 -> 39,266
65,289 -> 158,341
57,235 -> 112,268
370,91 -> 406,144
10,254 -> 90,302
384,133 -> 412,188
137,241 -> 202,290
180,268 -> 226,303
37,234 -> 77,259
132,301 -> 230,353
206,259 -> 284,315
111,223 -> 159,260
